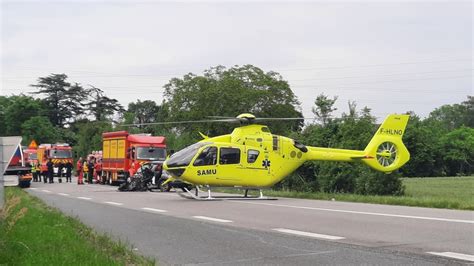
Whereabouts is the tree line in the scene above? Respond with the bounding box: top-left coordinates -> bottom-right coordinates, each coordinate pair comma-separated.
279,94 -> 473,195
0,65 -> 472,195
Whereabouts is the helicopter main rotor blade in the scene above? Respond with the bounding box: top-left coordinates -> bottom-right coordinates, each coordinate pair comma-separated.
121,117 -> 316,127
207,116 -> 235,119
121,118 -> 239,127
254,117 -> 314,121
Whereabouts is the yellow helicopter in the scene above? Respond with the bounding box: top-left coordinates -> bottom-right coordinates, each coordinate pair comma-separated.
153,113 -> 410,200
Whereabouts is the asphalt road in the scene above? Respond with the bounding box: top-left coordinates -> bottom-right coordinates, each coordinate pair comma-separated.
25,178 -> 473,265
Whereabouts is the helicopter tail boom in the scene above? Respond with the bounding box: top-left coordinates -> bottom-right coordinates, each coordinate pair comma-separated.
304,114 -> 410,173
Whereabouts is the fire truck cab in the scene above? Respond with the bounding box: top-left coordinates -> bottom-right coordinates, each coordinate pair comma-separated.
102,131 -> 166,185
37,143 -> 74,177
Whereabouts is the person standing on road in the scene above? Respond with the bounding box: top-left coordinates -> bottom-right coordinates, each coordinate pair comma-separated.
83,161 -> 89,184
65,161 -> 73,183
35,162 -> 41,182
31,163 -> 38,182
42,167 -> 47,184
46,159 -> 54,183
87,159 -> 94,184
58,163 -> 63,183
76,157 -> 84,185
94,159 -> 102,183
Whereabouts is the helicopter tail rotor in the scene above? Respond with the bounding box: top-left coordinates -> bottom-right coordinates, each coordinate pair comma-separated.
362,114 -> 410,173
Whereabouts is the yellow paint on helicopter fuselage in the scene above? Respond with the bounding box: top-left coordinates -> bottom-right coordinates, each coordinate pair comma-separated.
164,114 -> 410,188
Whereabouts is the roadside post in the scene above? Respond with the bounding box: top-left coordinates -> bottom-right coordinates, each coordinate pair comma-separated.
0,136 -> 22,209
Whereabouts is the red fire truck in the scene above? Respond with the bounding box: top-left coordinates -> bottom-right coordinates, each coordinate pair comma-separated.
102,131 -> 166,185
37,143 -> 74,177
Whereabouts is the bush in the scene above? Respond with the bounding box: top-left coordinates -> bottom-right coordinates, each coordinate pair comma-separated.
288,162 -> 405,196
317,162 -> 357,193
355,170 -> 405,196
275,162 -> 319,192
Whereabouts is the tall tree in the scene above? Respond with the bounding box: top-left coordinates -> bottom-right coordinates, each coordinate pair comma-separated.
30,74 -> 87,127
21,116 -> 58,144
124,100 -> 161,131
427,96 -> 473,131
0,96 -> 10,135
3,95 -> 46,136
163,65 -> 302,135
86,86 -> 124,121
441,126 -> 474,175
312,94 -> 337,126
343,100 -> 357,118
462,95 -> 474,127
74,121 -> 113,158
400,113 -> 445,177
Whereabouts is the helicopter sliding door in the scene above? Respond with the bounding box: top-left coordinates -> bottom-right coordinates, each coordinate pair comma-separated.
241,146 -> 270,187
214,147 -> 243,186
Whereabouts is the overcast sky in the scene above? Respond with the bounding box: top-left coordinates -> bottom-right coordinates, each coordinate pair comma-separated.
1,0 -> 472,120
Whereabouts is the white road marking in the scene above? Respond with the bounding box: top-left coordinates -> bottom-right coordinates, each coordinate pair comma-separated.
77,197 -> 92,200
233,201 -> 474,224
141,207 -> 167,213
105,201 -> 123,206
29,188 -> 37,190
427,252 -> 474,262
273,228 -> 345,240
41,190 -> 51,193
192,216 -> 233,223
58,193 -> 70,196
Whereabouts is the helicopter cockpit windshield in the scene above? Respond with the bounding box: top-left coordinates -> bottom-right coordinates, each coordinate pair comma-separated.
166,142 -> 210,168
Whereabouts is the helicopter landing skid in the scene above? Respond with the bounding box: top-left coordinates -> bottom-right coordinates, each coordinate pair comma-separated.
178,187 -> 277,201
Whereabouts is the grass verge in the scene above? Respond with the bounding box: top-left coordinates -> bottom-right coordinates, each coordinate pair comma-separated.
218,176 -> 474,210
0,187 -> 154,265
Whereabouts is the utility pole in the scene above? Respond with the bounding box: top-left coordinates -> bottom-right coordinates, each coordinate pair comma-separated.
0,136 -> 22,209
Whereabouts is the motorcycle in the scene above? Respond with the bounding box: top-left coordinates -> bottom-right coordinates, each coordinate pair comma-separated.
118,163 -> 159,192
118,162 -> 194,192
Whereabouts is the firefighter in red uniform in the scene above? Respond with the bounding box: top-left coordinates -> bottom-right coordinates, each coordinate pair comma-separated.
94,159 -> 102,183
76,157 -> 84,185
129,161 -> 140,178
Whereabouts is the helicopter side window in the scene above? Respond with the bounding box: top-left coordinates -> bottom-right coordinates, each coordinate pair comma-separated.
193,146 -> 217,166
219,148 -> 240,165
247,150 -> 259,163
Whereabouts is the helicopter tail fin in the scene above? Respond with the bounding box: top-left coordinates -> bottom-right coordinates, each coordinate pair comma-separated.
361,114 -> 410,173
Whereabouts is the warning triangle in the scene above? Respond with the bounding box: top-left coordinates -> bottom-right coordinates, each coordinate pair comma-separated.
28,140 -> 38,149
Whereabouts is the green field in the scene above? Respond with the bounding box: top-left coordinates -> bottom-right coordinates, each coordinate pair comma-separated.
0,187 -> 154,265
229,176 -> 474,210
402,176 -> 474,210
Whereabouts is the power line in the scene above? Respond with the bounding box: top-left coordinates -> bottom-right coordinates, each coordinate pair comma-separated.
275,58 -> 472,71
291,75 -> 472,88
3,57 -> 471,80
2,75 -> 471,97
4,67 -> 472,82
289,69 -> 473,82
